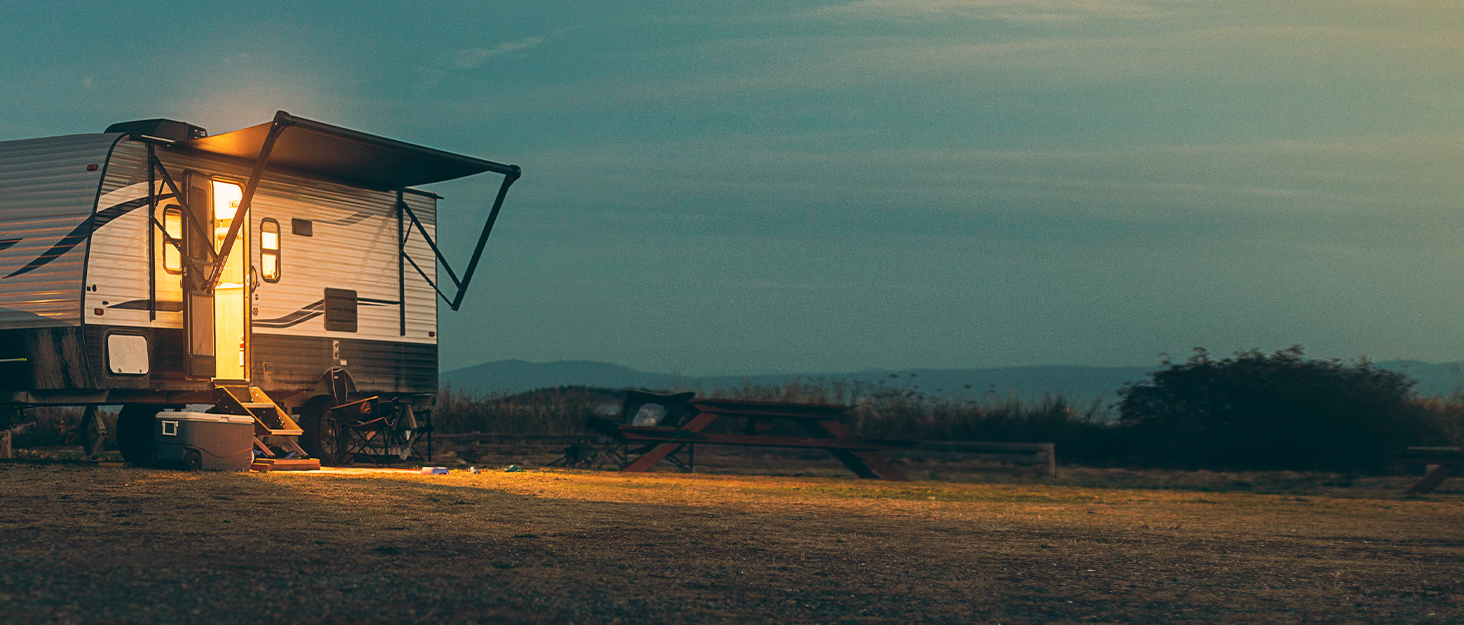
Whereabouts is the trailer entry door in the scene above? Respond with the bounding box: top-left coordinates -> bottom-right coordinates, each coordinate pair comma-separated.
184,174 -> 215,378
183,174 -> 251,381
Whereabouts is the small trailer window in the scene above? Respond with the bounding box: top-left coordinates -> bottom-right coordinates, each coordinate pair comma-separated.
162,205 -> 183,274
260,218 -> 281,282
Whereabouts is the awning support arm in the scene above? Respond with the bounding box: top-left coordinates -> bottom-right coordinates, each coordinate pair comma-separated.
400,200 -> 462,288
147,153 -> 215,282
150,154 -> 214,264
205,111 -> 292,291
147,143 -> 156,321
397,166 -> 520,311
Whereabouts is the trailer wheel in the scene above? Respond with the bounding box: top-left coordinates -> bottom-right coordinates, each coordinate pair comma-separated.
183,450 -> 203,471
299,397 -> 348,466
116,405 -> 160,466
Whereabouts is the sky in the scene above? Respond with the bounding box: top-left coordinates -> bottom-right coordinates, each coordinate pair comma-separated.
3,1 -> 1464,375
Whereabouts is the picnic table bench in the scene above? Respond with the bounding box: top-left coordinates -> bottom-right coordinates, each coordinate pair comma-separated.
580,392 -> 916,480
1398,446 -> 1463,495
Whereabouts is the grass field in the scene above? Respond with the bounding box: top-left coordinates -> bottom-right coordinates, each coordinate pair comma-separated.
2,463 -> 1462,624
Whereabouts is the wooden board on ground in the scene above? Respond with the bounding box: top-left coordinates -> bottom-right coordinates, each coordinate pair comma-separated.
81,460 -> 126,468
251,458 -> 321,472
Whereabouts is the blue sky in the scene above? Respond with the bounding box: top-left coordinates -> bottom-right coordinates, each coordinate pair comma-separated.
5,1 -> 1464,374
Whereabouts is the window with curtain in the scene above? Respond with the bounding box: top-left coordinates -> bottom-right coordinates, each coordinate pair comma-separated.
162,205 -> 183,274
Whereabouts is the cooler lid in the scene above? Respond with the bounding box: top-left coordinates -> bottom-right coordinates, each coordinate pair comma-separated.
161,412 -> 256,425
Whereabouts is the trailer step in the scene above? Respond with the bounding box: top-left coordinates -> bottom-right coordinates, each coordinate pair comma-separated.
214,386 -> 304,436
213,384 -> 308,460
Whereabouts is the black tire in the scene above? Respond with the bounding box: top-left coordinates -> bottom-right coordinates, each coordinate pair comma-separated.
116,404 -> 160,466
183,450 -> 203,471
298,397 -> 347,466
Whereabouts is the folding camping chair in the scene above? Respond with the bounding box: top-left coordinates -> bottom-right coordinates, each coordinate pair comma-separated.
549,390 -> 697,470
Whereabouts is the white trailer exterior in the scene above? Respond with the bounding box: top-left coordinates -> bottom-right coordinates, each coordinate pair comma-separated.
0,112 -> 519,464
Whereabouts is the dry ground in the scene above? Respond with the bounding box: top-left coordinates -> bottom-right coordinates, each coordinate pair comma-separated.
1,462 -> 1462,624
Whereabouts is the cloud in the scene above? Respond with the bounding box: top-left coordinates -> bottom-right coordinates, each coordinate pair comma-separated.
453,36 -> 547,68
817,0 -> 1179,22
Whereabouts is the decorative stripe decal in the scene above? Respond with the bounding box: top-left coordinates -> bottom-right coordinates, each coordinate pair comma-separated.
254,311 -> 325,328
253,297 -> 397,329
107,299 -> 185,312
253,299 -> 325,328
102,294 -> 397,328
3,193 -> 174,279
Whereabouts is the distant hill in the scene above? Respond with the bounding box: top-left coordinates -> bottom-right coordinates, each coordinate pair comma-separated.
442,359 -> 1464,404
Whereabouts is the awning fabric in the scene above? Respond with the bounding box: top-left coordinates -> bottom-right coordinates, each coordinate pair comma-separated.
174,112 -> 516,190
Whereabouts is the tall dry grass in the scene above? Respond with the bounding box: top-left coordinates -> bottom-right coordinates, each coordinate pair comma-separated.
432,384 -> 616,435
707,380 -> 1116,463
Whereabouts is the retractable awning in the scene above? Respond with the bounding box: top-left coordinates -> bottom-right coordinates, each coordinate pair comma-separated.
155,110 -> 520,310
175,111 -> 517,190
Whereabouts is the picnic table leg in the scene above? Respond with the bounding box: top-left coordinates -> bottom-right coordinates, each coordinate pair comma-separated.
826,449 -> 908,481
622,443 -> 686,473
619,412 -> 717,473
807,419 -> 909,481
1405,464 -> 1458,496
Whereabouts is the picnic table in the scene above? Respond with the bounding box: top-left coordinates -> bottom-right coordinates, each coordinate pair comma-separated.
585,394 -> 915,481
1398,447 -> 1463,495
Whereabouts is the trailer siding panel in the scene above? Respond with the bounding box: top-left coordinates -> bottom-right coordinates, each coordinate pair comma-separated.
85,141 -> 152,331
252,333 -> 436,394
0,133 -> 119,329
81,137 -> 440,395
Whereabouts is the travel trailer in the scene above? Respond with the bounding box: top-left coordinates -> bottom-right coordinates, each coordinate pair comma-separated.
0,111 -> 520,466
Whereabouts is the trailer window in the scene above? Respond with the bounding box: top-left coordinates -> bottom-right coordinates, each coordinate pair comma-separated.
162,206 -> 183,274
260,218 -> 281,282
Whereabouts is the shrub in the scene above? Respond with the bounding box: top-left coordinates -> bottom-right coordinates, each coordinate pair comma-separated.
1117,346 -> 1450,472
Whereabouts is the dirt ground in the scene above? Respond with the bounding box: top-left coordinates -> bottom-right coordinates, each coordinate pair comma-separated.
2,462 -> 1462,624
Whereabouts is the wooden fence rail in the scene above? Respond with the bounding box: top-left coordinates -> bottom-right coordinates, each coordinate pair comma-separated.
902,441 -> 1057,477
429,433 -> 1057,477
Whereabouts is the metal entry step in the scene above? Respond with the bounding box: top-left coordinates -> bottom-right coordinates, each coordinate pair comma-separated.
213,384 -> 307,460
214,386 -> 303,436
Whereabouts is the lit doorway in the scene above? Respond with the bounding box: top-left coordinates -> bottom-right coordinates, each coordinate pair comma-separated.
210,180 -> 249,380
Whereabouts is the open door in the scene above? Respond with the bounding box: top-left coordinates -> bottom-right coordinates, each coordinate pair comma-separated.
182,174 -> 251,381
184,174 -> 215,378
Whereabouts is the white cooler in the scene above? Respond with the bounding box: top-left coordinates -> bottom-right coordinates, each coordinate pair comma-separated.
153,412 -> 256,471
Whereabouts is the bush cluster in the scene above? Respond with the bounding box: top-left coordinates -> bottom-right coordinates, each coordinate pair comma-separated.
1116,346 -> 1455,472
